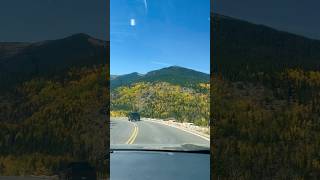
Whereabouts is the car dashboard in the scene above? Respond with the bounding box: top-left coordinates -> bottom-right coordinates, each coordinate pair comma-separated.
110,149 -> 210,180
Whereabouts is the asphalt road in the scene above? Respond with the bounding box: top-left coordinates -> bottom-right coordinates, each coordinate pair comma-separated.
1,118 -> 208,179
110,117 -> 209,146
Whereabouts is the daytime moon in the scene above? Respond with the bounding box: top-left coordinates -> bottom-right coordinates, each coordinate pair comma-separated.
130,18 -> 136,26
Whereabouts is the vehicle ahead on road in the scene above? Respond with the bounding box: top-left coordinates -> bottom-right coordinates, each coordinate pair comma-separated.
128,112 -> 140,121
110,144 -> 210,180
59,161 -> 96,180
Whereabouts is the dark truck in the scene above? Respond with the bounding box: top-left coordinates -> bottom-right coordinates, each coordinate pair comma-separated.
128,112 -> 140,121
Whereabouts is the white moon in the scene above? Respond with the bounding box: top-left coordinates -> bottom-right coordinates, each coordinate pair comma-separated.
130,19 -> 136,26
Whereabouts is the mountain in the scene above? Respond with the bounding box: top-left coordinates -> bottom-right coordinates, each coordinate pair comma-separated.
0,42 -> 31,59
0,35 -> 109,174
110,72 -> 142,89
111,66 -> 209,89
211,14 -> 320,178
212,13 -> 320,80
0,33 -> 108,91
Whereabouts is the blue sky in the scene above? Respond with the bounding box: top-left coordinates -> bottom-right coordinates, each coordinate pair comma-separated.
111,0 -> 210,75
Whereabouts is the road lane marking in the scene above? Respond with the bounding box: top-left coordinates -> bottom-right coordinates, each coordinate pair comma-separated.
127,123 -> 138,144
126,123 -> 139,144
129,124 -> 139,144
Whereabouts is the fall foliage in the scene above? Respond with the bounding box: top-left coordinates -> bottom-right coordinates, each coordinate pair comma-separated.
0,65 -> 108,175
111,82 -> 210,126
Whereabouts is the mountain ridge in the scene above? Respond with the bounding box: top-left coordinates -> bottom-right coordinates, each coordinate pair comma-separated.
111,66 -> 210,90
212,13 -> 320,41
0,33 -> 109,91
212,13 -> 320,81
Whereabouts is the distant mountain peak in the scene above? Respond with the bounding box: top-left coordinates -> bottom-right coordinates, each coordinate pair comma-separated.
68,33 -> 92,39
0,33 -> 108,91
130,72 -> 144,76
150,66 -> 208,75
56,33 -> 92,43
166,65 -> 184,69
211,13 -> 232,20
212,12 -> 320,78
47,33 -> 107,47
111,66 -> 209,90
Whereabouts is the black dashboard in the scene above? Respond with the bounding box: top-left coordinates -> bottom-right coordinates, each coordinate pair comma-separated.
110,150 -> 210,180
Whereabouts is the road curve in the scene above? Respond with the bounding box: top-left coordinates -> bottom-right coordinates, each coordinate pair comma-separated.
111,117 -> 209,146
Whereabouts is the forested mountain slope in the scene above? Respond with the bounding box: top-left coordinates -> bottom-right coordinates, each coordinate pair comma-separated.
212,13 -> 320,179
0,35 -> 108,176
212,13 -> 320,81
0,33 -> 108,91
111,66 -> 209,89
110,67 -> 210,126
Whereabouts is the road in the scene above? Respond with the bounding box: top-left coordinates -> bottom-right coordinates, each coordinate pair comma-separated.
111,117 -> 209,146
0,118 -> 208,180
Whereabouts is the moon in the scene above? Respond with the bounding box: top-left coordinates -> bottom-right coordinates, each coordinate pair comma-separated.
130,19 -> 136,26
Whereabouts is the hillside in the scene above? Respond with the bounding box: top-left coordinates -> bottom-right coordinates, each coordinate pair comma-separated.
111,66 -> 209,89
110,72 -> 142,89
212,13 -> 320,81
110,66 -> 210,126
0,33 -> 108,91
0,42 -> 31,59
211,13 -> 320,179
0,34 -> 108,175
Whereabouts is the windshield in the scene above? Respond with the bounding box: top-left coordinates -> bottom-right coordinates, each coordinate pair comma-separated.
110,0 -> 210,151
